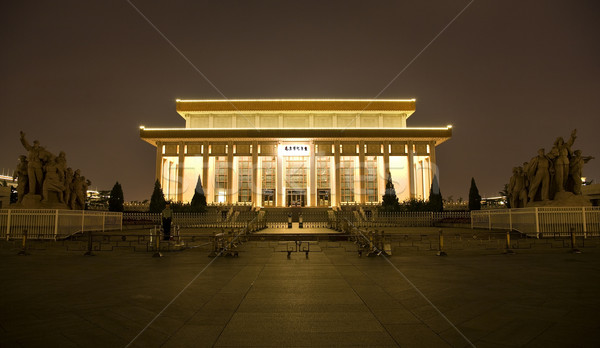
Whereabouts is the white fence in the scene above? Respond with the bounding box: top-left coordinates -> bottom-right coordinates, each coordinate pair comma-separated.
338,211 -> 471,228
471,207 -> 600,237
0,209 -> 123,240
122,211 -> 257,228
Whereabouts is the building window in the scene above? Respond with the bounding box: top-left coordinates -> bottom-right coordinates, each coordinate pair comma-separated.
317,156 -> 331,206
238,156 -> 252,203
261,156 -> 276,206
214,156 -> 228,203
286,156 -> 307,189
340,157 -> 354,203
365,156 -> 378,203
316,156 -> 330,189
262,157 -> 276,189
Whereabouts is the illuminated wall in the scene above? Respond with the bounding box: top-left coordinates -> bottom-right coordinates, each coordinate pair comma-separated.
181,156 -> 203,203
389,156 -> 410,202
160,157 -> 177,202
142,99 -> 451,207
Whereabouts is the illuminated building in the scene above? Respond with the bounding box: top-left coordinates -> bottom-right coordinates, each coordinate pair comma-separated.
140,99 -> 452,207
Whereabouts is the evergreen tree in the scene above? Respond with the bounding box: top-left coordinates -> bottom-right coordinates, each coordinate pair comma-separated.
400,198 -> 429,212
108,181 -> 124,212
428,174 -> 443,212
468,177 -> 482,211
10,186 -> 18,204
381,171 -> 401,212
149,180 -> 166,213
190,175 -> 207,212
499,183 -> 510,209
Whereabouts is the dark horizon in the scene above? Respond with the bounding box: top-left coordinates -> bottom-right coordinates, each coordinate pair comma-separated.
1,1 -> 599,202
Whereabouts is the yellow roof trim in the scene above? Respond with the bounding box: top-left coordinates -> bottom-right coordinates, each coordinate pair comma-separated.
176,99 -> 416,113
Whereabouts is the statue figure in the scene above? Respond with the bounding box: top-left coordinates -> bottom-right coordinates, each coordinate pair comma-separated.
528,148 -> 551,202
548,129 -> 577,193
14,132 -> 90,209
64,167 -> 74,205
522,161 -> 531,196
42,155 -> 66,203
13,155 -> 29,204
508,167 -> 528,208
83,177 -> 91,209
70,170 -> 86,210
507,129 -> 594,207
56,151 -> 67,180
522,162 -> 530,184
569,150 -> 594,195
19,131 -> 47,196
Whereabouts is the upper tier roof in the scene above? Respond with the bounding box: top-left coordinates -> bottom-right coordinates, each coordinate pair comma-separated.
176,99 -> 416,115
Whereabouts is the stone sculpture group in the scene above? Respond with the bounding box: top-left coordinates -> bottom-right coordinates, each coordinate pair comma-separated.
508,129 -> 594,208
12,131 -> 90,210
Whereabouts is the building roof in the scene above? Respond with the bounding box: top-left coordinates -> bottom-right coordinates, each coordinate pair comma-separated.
139,127 -> 452,146
176,99 -> 416,114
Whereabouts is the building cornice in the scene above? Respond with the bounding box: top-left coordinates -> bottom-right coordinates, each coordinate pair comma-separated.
140,127 -> 452,146
176,99 -> 416,114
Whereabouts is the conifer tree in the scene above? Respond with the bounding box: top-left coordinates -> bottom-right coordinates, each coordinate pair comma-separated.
149,180 -> 166,213
108,181 -> 124,212
10,186 -> 18,204
428,175 -> 443,212
499,183 -> 510,208
190,175 -> 207,212
381,171 -> 401,212
468,177 -> 482,211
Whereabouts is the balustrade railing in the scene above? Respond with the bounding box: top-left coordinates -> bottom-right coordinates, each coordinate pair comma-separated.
471,207 -> 600,237
123,211 -> 259,229
0,209 -> 122,240
335,210 -> 470,228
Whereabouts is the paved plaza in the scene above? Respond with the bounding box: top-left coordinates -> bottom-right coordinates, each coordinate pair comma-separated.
1,228 -> 600,347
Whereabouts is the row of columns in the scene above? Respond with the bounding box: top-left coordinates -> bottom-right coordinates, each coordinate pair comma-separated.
154,140 -> 437,205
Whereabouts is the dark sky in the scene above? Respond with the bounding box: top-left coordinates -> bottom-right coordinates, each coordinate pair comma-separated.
1,1 -> 599,202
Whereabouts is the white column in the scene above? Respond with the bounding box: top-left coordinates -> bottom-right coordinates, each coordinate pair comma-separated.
178,141 -> 185,202
383,141 -> 390,205
202,141 -> 209,200
334,140 -> 341,207
359,140 -> 365,204
408,141 -> 415,199
309,141 -> 316,207
383,140 -> 390,175
252,141 -> 259,208
429,140 -> 437,182
155,141 -> 162,183
227,141 -> 234,204
277,143 -> 284,207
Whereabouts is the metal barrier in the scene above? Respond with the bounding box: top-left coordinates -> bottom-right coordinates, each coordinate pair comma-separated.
342,218 -> 391,257
334,210 -> 471,228
209,228 -> 247,257
123,211 -> 259,229
0,209 -> 123,240
471,207 -> 600,237
7,227 -> 599,256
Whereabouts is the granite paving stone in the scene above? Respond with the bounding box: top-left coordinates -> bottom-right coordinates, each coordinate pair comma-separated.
1,230 -> 600,347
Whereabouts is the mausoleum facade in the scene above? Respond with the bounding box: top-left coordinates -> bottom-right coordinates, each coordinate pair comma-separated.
140,99 -> 452,207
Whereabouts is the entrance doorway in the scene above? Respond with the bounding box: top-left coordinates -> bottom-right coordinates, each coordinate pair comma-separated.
317,189 -> 330,207
286,189 -> 306,207
262,189 -> 275,207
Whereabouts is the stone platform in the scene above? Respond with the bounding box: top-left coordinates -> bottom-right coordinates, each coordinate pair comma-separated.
254,224 -> 339,235
10,193 -> 69,209
1,233 -> 600,347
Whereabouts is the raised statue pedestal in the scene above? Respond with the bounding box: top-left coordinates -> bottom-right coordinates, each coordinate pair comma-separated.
21,194 -> 42,208
12,193 -> 69,210
527,191 -> 592,207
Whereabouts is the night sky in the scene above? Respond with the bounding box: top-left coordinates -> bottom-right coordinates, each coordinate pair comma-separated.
1,1 -> 599,202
